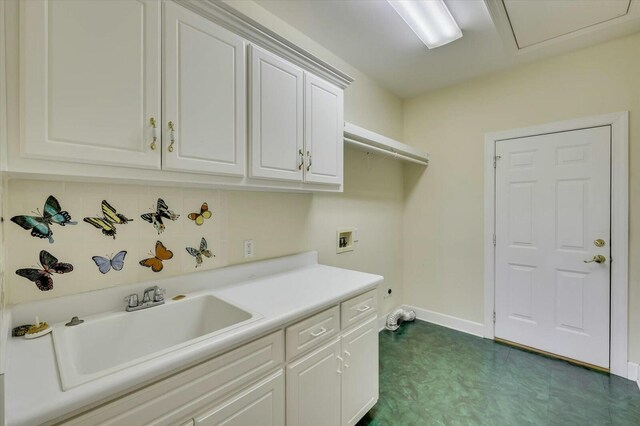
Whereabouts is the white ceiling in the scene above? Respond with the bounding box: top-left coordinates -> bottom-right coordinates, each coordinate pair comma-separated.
257,0 -> 640,98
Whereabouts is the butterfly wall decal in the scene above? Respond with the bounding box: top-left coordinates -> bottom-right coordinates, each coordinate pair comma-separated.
92,250 -> 127,274
84,200 -> 133,239
11,195 -> 77,243
16,250 -> 74,291
141,198 -> 179,234
186,237 -> 215,268
187,202 -> 212,226
139,241 -> 173,272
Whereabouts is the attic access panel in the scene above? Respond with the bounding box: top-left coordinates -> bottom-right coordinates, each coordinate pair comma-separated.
503,0 -> 631,48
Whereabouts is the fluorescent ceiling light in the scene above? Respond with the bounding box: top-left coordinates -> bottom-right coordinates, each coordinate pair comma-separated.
387,0 -> 462,49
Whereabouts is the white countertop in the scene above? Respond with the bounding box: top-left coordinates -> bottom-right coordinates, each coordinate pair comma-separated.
4,252 -> 383,426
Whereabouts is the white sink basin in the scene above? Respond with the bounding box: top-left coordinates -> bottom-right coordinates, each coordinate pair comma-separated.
52,294 -> 260,390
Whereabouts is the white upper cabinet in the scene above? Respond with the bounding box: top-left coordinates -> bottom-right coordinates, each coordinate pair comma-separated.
20,0 -> 161,169
249,45 -> 304,182
304,74 -> 344,185
163,2 -> 246,176
14,0 -> 350,191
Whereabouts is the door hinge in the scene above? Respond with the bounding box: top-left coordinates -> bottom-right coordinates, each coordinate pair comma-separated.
493,312 -> 496,323
493,234 -> 496,246
493,155 -> 501,168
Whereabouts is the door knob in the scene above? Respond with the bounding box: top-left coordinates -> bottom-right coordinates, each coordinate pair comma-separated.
584,255 -> 606,264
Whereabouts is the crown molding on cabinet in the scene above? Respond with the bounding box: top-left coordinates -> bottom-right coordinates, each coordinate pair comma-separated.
174,0 -> 354,90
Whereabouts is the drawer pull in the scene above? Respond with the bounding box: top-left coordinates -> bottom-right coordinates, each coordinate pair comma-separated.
310,327 -> 327,337
356,304 -> 371,313
344,350 -> 351,357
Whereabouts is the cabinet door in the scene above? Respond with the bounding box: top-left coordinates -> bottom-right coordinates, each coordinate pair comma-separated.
304,74 -> 344,185
249,46 -> 304,182
341,316 -> 379,426
195,371 -> 285,426
286,338 -> 341,426
20,0 -> 161,169
163,2 -> 246,176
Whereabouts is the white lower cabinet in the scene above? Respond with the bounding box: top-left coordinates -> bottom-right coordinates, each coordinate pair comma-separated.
194,370 -> 285,426
286,338 -> 342,426
56,292 -> 378,426
285,303 -> 379,426
341,316 -> 379,426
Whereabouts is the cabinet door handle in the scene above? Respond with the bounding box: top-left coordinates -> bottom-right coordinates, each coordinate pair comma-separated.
149,117 -> 157,150
344,350 -> 351,357
306,150 -> 312,171
298,149 -> 304,170
310,327 -> 327,337
357,304 -> 371,313
167,121 -> 176,153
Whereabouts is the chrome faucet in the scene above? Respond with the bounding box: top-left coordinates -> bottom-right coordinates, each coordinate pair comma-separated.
124,286 -> 165,312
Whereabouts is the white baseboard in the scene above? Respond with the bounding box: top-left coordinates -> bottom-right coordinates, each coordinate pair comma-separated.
403,305 -> 485,337
628,362 -> 638,381
628,362 -> 640,389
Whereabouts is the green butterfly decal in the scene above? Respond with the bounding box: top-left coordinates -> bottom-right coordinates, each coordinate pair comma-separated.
11,195 -> 77,243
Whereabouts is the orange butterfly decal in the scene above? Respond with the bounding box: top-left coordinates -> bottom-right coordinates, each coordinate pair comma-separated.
139,241 -> 173,272
188,202 -> 212,226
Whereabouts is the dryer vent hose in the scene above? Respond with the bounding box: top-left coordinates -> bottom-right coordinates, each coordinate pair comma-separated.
385,308 -> 416,331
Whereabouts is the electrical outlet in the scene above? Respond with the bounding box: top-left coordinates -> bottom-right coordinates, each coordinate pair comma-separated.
243,239 -> 254,258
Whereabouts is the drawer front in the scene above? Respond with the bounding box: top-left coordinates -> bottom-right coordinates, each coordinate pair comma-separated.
60,331 -> 284,426
286,306 -> 340,360
341,290 -> 377,329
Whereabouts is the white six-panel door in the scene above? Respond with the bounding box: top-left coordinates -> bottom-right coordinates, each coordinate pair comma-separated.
495,126 -> 611,368
20,0 -> 161,169
163,2 -> 246,176
249,45 -> 304,182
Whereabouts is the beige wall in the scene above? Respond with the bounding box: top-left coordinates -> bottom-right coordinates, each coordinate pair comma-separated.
403,32 -> 640,362
5,1 -> 405,314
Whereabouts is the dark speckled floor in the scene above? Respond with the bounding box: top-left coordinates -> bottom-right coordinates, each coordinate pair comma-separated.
357,320 -> 640,426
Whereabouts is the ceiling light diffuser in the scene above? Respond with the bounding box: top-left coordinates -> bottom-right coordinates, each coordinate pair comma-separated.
387,0 -> 462,49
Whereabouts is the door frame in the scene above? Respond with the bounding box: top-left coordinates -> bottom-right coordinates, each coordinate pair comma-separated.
483,112 -> 629,377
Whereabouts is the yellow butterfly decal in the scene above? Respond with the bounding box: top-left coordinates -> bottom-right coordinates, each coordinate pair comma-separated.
188,202 -> 212,226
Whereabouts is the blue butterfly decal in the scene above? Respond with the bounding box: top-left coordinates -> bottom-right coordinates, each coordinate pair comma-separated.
92,251 -> 127,274
11,195 -> 77,243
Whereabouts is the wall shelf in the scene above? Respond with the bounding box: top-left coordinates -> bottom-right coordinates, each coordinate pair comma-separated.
343,122 -> 429,166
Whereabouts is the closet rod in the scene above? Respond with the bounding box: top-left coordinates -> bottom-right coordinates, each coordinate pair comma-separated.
344,137 -> 429,166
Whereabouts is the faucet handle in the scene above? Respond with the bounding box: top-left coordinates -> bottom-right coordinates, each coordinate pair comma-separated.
154,288 -> 165,302
124,293 -> 139,308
